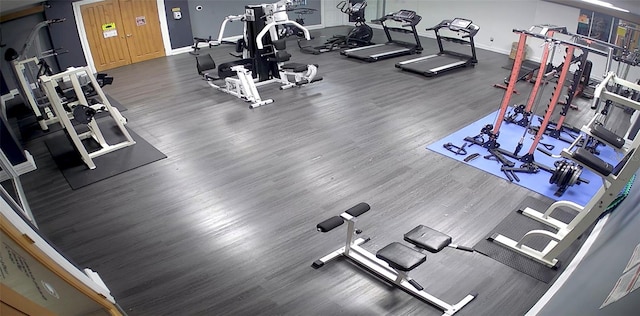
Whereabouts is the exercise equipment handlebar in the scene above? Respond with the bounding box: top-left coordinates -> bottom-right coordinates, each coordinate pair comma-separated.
316,202 -> 370,232
345,202 -> 370,217
317,216 -> 344,232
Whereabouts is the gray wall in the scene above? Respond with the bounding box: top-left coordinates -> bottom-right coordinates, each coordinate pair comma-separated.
0,13 -> 56,91
187,0 -> 321,39
164,0 -> 193,49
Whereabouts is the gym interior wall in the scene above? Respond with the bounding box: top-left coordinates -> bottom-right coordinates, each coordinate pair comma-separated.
43,0 -> 87,71
164,0 -> 194,49
0,12 -> 58,92
187,0 -> 322,41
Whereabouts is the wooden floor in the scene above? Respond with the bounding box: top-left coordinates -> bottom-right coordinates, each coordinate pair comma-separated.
17,27 -> 630,315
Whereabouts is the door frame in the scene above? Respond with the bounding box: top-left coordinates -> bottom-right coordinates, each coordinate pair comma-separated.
73,0 -> 172,74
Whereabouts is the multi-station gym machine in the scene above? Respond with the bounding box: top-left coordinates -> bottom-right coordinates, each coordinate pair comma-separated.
195,0 -> 322,108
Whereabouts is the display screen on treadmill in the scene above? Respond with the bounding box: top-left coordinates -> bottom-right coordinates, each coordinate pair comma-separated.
394,10 -> 415,20
451,18 -> 472,29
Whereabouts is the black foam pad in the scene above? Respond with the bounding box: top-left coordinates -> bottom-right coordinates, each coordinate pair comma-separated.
196,54 -> 216,75
376,242 -> 426,272
281,63 -> 308,72
272,38 -> 287,50
345,203 -> 370,217
317,216 -> 344,232
404,225 -> 452,253
573,148 -> 613,176
592,124 -> 624,149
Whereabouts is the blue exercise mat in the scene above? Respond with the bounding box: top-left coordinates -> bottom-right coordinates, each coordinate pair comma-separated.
427,109 -> 622,206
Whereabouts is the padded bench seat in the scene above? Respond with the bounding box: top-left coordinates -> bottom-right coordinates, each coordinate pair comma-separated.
573,148 -> 613,176
376,242 -> 426,272
592,124 -> 624,149
281,63 -> 311,72
404,225 -> 452,253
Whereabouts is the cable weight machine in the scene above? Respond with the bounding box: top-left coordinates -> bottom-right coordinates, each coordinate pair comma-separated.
196,0 -> 322,108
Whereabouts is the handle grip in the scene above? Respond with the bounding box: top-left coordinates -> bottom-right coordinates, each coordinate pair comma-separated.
317,216 -> 344,232
345,202 -> 370,217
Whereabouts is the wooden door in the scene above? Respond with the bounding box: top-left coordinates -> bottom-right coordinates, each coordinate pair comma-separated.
118,0 -> 166,63
81,0 -> 131,71
81,0 -> 166,71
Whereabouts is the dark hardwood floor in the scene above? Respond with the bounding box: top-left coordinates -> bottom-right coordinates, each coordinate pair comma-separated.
17,27 -> 630,315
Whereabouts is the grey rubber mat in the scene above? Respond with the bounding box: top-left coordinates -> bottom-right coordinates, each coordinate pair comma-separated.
474,196 -> 592,283
44,116 -> 166,190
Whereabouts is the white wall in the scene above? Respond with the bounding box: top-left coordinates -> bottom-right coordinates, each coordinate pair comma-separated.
323,0 -> 640,82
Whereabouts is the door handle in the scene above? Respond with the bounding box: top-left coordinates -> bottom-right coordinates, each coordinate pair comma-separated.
126,34 -> 132,37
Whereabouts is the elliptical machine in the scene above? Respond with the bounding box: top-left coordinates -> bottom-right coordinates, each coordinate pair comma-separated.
299,0 -> 373,55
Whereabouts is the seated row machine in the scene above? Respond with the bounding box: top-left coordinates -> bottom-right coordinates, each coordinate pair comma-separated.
313,202 -> 477,315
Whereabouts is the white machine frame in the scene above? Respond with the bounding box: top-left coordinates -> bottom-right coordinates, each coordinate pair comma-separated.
314,210 -> 476,316
491,73 -> 640,268
39,67 -> 135,170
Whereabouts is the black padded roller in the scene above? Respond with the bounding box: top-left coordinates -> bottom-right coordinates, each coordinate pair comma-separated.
317,216 -> 344,232
573,148 -> 613,176
345,203 -> 370,217
592,124 -> 624,149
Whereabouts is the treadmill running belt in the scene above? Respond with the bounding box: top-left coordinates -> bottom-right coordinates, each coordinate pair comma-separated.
397,54 -> 468,76
343,44 -> 412,62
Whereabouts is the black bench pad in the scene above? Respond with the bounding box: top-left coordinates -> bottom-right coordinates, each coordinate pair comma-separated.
404,225 -> 452,253
376,242 -> 426,272
281,63 -> 309,72
592,124 -> 625,149
573,148 -> 613,176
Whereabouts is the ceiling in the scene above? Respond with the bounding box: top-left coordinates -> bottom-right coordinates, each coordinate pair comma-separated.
0,0 -> 45,15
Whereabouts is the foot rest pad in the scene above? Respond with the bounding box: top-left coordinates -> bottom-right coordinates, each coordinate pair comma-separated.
376,242 -> 426,272
282,63 -> 311,72
573,148 -> 613,176
592,124 -> 624,149
404,225 -> 452,253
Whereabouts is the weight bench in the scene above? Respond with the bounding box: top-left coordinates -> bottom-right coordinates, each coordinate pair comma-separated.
313,203 -> 476,316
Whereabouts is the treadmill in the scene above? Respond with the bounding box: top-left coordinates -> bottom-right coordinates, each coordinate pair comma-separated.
396,18 -> 479,77
340,9 -> 422,62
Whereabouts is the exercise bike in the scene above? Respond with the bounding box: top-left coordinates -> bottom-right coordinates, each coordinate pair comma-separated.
299,0 -> 373,55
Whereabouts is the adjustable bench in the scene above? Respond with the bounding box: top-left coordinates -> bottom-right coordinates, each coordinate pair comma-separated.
314,203 -> 476,315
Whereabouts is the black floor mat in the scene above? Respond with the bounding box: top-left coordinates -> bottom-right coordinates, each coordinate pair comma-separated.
474,196 -> 592,283
44,116 -> 165,190
16,94 -> 127,143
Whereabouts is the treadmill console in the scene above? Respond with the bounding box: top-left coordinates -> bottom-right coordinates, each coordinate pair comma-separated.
450,18 -> 472,30
391,9 -> 417,21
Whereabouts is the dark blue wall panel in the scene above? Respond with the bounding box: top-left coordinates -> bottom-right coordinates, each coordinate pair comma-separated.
164,0 -> 193,49
44,0 -> 87,69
